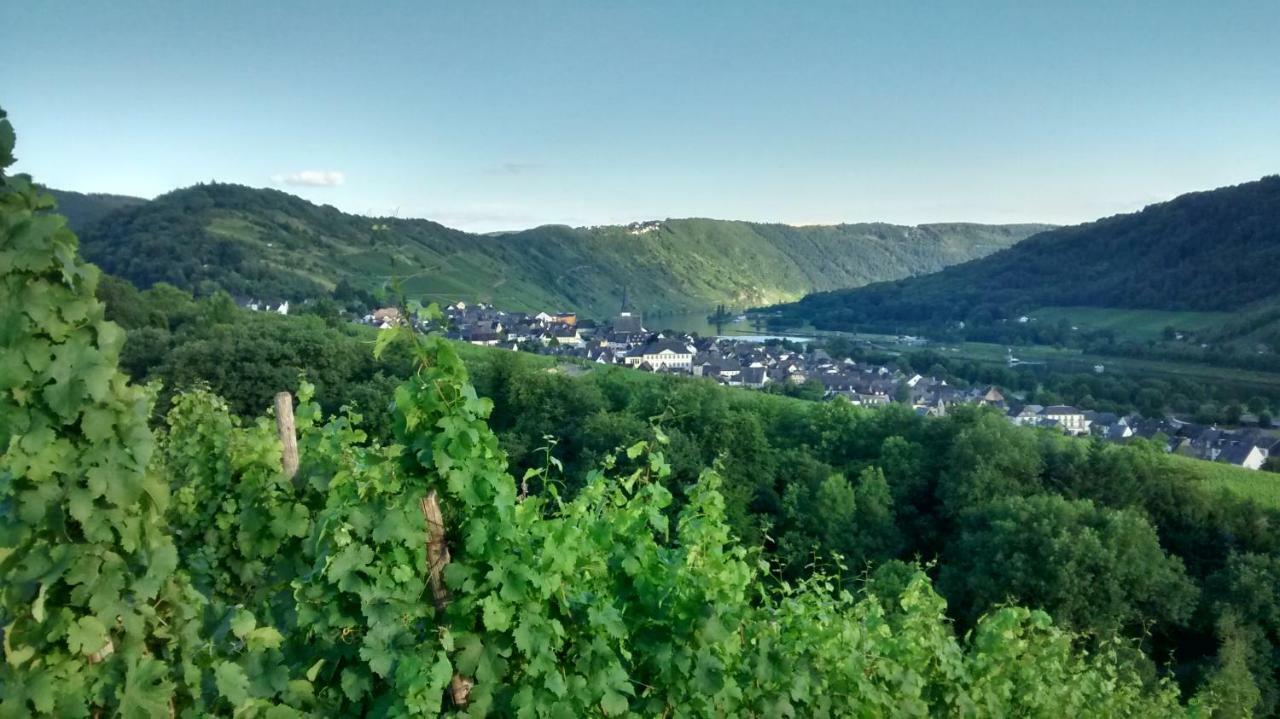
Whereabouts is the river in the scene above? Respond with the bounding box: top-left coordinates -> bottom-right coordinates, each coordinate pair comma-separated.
643,311 -> 816,343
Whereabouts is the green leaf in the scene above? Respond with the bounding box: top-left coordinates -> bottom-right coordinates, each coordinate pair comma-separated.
25,667 -> 56,712
215,661 -> 251,706
66,615 -> 109,656
372,326 -> 400,358
247,626 -> 285,651
31,582 -> 48,622
119,657 -> 174,719
80,405 -> 116,443
340,668 -> 370,702
545,670 -> 567,698
328,543 -> 374,587
42,375 -> 85,421
482,594 -> 512,632
601,690 -> 629,716
230,609 -> 256,639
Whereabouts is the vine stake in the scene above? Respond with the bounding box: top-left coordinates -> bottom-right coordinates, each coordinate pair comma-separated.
420,490 -> 473,706
275,391 -> 299,479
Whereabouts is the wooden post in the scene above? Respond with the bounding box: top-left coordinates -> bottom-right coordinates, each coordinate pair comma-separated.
274,391 -> 299,479
420,490 -> 472,706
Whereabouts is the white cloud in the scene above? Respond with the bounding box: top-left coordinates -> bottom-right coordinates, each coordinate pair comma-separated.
483,162 -> 542,176
271,170 -> 345,187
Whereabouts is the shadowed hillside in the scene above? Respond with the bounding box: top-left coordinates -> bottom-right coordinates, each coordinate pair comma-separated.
776,176 -> 1280,332
45,187 -> 147,231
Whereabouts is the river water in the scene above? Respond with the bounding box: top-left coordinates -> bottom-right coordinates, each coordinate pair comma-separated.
643,312 -> 815,343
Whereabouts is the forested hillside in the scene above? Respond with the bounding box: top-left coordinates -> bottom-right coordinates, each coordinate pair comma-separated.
43,187 -> 146,232
776,176 -> 1280,332
72,181 -> 1046,317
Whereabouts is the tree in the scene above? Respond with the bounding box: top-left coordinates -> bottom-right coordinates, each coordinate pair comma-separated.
935,412 -> 1044,516
893,382 -> 912,403
201,290 -> 238,325
1204,553 -> 1280,714
940,495 -> 1198,635
848,467 -> 902,566
1224,402 -> 1244,426
1194,402 -> 1221,425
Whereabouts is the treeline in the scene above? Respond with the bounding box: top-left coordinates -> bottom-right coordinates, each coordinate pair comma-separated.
95,275 -> 409,437
776,175 -> 1280,331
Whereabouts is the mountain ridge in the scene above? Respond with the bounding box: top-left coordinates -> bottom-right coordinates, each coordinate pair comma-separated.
67,182 -> 1050,318
45,187 -> 147,232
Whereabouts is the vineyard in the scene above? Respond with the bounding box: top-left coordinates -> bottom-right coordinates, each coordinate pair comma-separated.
0,109 -> 1227,716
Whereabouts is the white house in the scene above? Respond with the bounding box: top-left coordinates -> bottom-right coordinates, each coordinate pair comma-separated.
1219,443 -> 1267,470
624,339 -> 694,371
1009,405 -> 1044,426
1041,405 -> 1090,435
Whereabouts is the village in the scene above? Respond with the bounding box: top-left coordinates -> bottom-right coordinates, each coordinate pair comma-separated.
355,299 -> 1279,472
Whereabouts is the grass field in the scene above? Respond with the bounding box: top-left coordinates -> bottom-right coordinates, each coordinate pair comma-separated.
1029,307 -> 1228,342
790,322 -> 1280,394
1172,455 -> 1280,509
943,341 -> 1280,391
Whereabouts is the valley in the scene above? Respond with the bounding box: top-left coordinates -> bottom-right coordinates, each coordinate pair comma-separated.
56,184 -> 1049,319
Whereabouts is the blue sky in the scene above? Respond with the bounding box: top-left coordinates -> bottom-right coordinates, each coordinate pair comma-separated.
4,1 -> 1278,231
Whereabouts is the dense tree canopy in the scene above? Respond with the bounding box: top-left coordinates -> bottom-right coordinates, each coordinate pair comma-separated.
940,495 -> 1197,635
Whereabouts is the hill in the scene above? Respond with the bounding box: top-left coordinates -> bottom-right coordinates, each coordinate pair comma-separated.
44,187 -> 147,231
70,182 -> 1048,317
776,176 -> 1280,334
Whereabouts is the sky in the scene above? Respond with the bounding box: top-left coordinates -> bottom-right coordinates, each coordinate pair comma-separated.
3,1 -> 1279,232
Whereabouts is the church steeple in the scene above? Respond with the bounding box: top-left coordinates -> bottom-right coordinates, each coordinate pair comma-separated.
613,286 -> 644,334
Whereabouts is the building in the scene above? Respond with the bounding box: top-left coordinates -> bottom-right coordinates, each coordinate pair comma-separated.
1218,443 -> 1267,470
624,339 -> 694,372
1041,405 -> 1090,435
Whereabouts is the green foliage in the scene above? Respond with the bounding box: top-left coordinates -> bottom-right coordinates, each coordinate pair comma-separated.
95,275 -> 411,436
1204,553 -> 1280,714
0,111 -> 304,716
0,135 -> 191,715
940,495 -> 1198,636
0,108 -> 1254,715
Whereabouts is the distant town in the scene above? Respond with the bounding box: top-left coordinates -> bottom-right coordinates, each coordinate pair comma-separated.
344,298 -> 1279,472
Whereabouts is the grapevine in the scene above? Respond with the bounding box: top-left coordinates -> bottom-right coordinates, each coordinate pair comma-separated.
1,105 -> 1213,717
